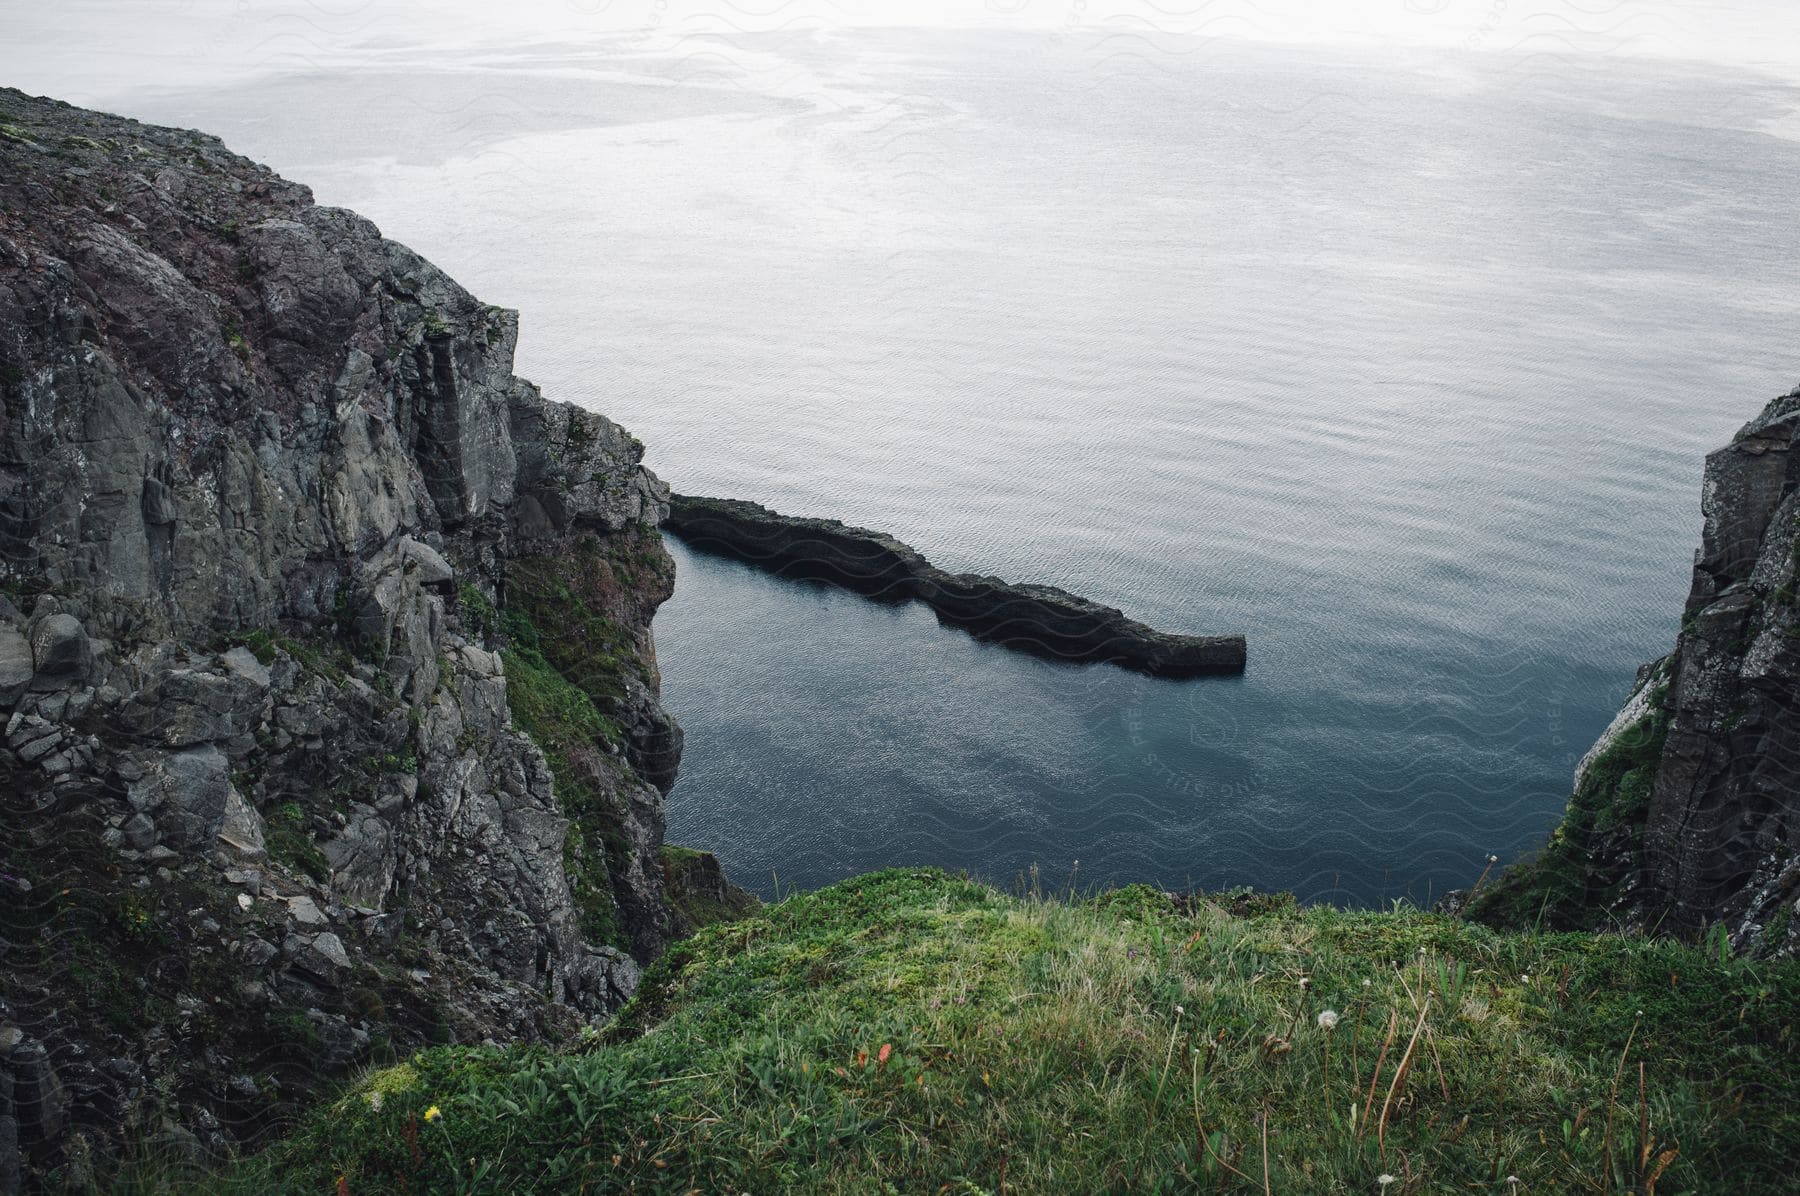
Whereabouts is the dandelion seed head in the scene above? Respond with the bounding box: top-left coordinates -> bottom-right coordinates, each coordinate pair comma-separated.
1317,1009 -> 1339,1031
1378,1175 -> 1397,1187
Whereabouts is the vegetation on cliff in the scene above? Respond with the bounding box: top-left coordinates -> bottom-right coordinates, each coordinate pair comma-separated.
220,869 -> 1799,1193
1469,698 -> 1671,933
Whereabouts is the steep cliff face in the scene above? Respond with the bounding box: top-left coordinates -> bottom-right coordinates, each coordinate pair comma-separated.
1473,386 -> 1800,955
0,89 -> 734,1184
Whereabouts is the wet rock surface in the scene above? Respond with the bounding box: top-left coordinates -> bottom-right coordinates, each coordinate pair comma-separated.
0,88 -> 733,1185
667,495 -> 1248,677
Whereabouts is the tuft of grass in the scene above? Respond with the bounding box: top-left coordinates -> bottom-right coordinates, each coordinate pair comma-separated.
264,801 -> 330,884
233,627 -> 351,687
456,582 -> 496,639
660,844 -> 761,931
229,868 -> 1800,1194
498,556 -> 660,951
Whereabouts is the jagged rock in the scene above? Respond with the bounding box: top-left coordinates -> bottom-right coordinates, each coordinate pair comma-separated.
125,664 -> 263,751
238,937 -> 279,969
284,896 -> 327,928
1639,388 -> 1800,947
662,847 -> 761,934
218,645 -> 271,692
1475,385 -> 1800,956
285,931 -> 351,982
27,614 -> 90,681
124,745 -> 233,852
121,813 -> 156,852
215,785 -> 267,860
0,87 -> 720,1182
320,801 -> 396,910
4,1040 -> 66,1156
398,536 -> 455,587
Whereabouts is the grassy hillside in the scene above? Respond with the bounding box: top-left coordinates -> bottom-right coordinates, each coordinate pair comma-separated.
223,869 -> 1796,1193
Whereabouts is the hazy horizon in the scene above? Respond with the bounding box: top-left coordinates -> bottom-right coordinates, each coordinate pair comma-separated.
8,0 -> 1800,107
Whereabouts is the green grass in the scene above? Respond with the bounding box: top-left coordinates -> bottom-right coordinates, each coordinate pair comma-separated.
220,868 -> 1799,1194
500,555 -> 646,721
233,627 -> 351,685
659,844 -> 761,931
497,555 -> 657,951
264,800 -> 330,884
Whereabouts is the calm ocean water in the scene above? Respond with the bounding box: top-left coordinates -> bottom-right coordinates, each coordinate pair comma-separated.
76,29 -> 1800,904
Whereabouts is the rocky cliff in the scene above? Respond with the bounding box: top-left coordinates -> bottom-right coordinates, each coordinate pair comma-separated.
1472,386 -> 1800,956
0,89 -> 746,1187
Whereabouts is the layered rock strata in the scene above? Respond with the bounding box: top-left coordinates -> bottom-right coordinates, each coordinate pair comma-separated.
666,495 -> 1247,677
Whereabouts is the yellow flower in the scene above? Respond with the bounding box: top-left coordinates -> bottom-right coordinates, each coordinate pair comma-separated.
424,1105 -> 442,1122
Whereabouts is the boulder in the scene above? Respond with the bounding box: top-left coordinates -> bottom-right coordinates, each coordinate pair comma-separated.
284,896 -> 326,928
27,614 -> 89,680
128,745 -> 233,853
399,536 -> 455,587
216,787 -> 267,861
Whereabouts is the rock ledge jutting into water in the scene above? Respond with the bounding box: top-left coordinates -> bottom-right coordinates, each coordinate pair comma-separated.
666,495 -> 1248,678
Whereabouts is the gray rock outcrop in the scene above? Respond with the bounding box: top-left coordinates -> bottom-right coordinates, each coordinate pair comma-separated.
1472,386 -> 1800,956
0,87 -> 732,1185
666,495 -> 1247,677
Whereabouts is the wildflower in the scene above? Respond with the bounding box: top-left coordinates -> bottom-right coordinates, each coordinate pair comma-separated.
1317,1009 -> 1339,1031
1378,1176 -> 1397,1188
1488,854 -> 1499,863
1362,979 -> 1372,988
1175,1004 -> 1185,1016
423,1105 -> 441,1122
1298,976 -> 1310,988
877,1043 -> 892,1067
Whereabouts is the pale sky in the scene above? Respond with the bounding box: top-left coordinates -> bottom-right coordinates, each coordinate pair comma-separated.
4,0 -> 1800,106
